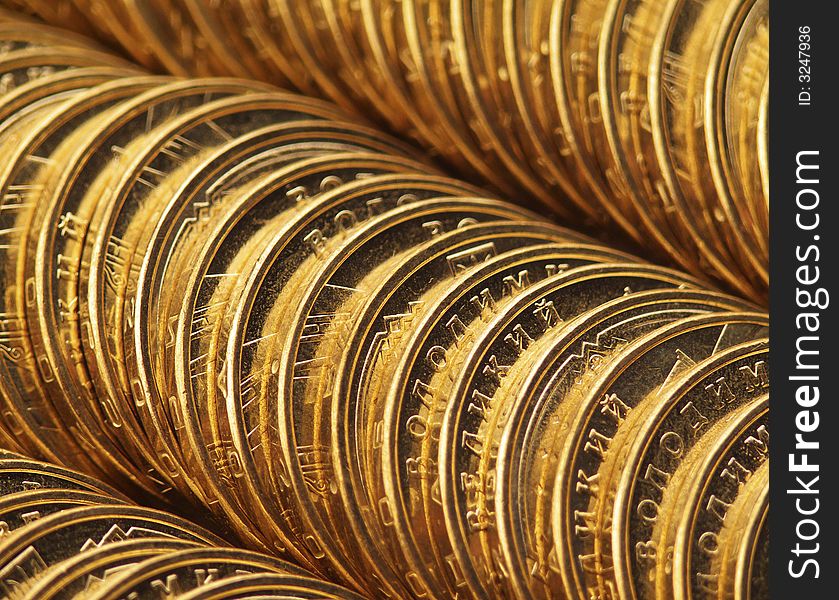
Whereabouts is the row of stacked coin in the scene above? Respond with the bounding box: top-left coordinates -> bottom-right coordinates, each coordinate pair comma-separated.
0,17 -> 768,599
2,0 -> 770,300
0,452 -> 362,599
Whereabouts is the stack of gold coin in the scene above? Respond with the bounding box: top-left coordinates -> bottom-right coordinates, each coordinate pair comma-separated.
3,0 -> 770,301
0,13 -> 768,600
0,452 -> 363,600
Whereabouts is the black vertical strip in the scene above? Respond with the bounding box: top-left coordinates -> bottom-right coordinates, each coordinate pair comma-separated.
769,1 -> 836,597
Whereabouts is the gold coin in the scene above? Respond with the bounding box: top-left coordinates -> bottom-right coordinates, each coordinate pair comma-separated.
120,0 -> 227,77
0,17 -> 103,52
451,0 -> 575,217
402,0 -> 528,201
170,157 -> 446,575
0,44 -> 135,103
596,0 -> 701,271
174,571 -> 367,600
553,315 -> 767,600
0,65 -> 139,128
88,546 -> 311,600
757,75 -> 769,213
267,0 -> 364,116
598,339 -> 768,600
0,457 -> 127,500
0,503 -> 225,596
711,460 -> 768,600
181,0 -> 271,79
377,243 -> 639,596
238,0 -> 320,94
0,76 -> 165,469
548,0 -> 647,244
12,1 -> 98,40
20,537 -> 203,600
712,0 -> 769,270
651,395 -> 768,600
501,0 -> 602,226
358,0 -> 471,160
329,221 -> 580,598
649,0 -> 753,296
258,197 -> 531,595
125,120 -> 419,516
80,92 -> 348,502
438,265 -> 707,597
26,78 -> 262,496
0,488 -> 123,538
493,290 -> 755,599
69,0 -> 161,70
